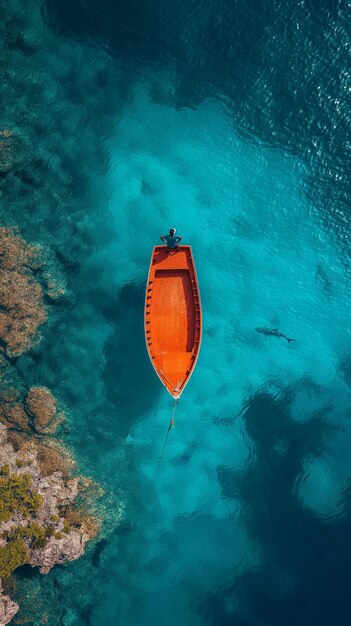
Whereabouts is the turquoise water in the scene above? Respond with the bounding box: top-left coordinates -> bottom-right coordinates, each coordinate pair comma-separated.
2,0 -> 351,624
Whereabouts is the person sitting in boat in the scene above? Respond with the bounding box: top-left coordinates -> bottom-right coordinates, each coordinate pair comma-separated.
160,228 -> 182,250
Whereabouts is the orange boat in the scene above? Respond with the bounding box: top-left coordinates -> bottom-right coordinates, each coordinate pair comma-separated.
144,245 -> 202,399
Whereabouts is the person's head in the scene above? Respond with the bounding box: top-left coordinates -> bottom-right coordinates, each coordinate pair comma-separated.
170,228 -> 176,236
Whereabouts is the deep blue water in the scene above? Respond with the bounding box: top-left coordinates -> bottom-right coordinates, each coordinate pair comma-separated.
2,0 -> 351,624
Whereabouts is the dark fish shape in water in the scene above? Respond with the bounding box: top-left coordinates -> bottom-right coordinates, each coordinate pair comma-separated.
255,327 -> 295,344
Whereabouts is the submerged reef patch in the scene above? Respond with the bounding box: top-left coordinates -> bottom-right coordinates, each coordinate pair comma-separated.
0,227 -> 68,360
0,227 -> 47,358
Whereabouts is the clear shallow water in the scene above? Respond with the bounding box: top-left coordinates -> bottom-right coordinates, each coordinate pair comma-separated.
2,0 -> 351,624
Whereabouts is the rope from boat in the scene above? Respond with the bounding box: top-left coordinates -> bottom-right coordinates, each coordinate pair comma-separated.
157,398 -> 178,468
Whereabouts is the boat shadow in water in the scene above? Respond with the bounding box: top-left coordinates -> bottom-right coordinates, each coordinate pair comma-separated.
102,280 -> 161,437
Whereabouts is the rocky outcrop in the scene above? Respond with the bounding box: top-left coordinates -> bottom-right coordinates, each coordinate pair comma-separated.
29,528 -> 89,574
0,581 -> 18,626
0,416 -> 100,626
0,422 -> 98,577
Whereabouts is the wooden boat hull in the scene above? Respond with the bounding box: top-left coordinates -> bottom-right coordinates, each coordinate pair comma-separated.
144,245 -> 202,399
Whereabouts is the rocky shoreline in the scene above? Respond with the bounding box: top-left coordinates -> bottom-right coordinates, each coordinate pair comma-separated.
0,416 -> 99,625
0,228 -> 100,625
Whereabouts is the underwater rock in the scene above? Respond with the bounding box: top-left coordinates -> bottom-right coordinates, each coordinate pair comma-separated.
0,581 -> 18,626
41,269 -> 67,302
0,403 -> 29,432
0,385 -> 64,437
0,228 -> 69,359
0,227 -> 43,272
24,386 -> 61,434
0,267 -> 45,358
0,228 -> 47,358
